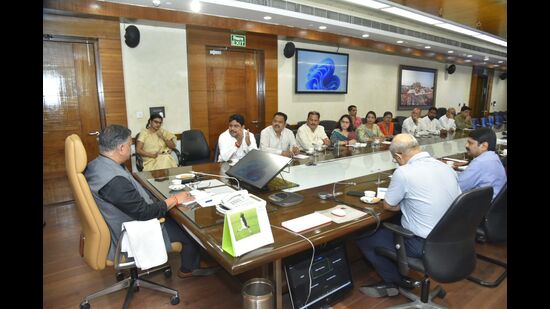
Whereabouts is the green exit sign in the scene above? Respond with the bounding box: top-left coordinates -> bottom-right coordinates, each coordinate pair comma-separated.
230,34 -> 246,47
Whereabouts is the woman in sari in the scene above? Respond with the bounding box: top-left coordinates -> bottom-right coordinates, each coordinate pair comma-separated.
378,111 -> 395,137
356,111 -> 385,143
330,114 -> 357,146
136,113 -> 178,171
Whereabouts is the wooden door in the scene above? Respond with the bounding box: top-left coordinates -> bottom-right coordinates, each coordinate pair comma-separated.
43,39 -> 103,205
205,47 -> 264,150
468,66 -> 494,118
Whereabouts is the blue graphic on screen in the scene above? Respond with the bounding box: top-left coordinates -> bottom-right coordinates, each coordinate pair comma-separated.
297,50 -> 348,93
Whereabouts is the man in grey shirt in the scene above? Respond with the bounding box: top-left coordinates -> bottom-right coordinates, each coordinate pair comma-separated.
356,133 -> 461,298
260,112 -> 299,157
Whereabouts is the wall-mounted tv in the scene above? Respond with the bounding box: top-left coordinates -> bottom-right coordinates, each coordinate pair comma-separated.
295,48 -> 349,94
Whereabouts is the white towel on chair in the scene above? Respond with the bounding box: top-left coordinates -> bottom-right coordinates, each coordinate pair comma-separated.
121,219 -> 168,270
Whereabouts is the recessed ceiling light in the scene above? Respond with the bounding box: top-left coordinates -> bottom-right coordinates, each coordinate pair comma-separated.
448,50 -> 454,54
465,59 -> 471,62
318,25 -> 327,30
190,0 -> 201,12
362,34 -> 370,38
263,16 -> 272,20
467,55 -> 472,58
424,46 -> 431,49
396,40 -> 404,44
498,60 -> 504,64
341,0 -> 390,9
484,57 -> 490,61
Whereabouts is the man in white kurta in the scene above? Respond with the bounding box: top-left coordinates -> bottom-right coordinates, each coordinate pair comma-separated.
438,107 -> 456,131
418,107 -> 443,134
401,107 -> 421,135
217,114 -> 257,162
295,111 -> 330,150
260,112 -> 299,157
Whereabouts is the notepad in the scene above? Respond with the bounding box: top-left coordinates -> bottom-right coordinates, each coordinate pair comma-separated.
281,212 -> 332,233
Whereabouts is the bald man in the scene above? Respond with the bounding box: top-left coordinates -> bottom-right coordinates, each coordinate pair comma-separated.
401,107 -> 421,135
439,107 -> 456,132
356,134 -> 461,298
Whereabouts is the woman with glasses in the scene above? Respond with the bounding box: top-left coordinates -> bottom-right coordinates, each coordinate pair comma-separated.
330,114 -> 357,146
136,113 -> 178,171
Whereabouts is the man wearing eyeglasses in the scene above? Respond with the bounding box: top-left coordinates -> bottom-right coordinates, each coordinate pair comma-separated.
438,107 -> 457,132
356,133 -> 461,298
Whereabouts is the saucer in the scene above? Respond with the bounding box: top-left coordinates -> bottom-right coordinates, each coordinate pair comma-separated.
457,166 -> 468,171
168,184 -> 186,191
175,173 -> 194,180
360,196 -> 381,204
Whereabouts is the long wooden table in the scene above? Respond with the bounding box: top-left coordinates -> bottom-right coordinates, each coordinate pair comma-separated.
133,129 -> 493,308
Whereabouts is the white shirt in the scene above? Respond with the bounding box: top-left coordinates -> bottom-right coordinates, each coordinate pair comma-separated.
418,116 -> 443,133
385,152 -> 462,238
260,126 -> 298,155
401,117 -> 419,134
295,124 -> 328,150
217,129 -> 257,162
438,114 -> 456,130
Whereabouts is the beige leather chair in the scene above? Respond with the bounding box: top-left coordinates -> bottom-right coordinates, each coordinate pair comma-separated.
65,134 -> 182,309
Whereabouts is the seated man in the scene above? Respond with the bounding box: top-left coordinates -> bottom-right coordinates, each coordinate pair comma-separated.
439,107 -> 456,132
356,133 -> 461,297
217,114 -> 257,162
401,107 -> 421,135
295,111 -> 331,150
418,107 -> 444,134
455,105 -> 473,129
458,127 -> 506,200
86,125 -> 218,279
260,112 -> 299,158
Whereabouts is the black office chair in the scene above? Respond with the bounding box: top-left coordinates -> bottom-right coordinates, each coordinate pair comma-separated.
319,120 -> 337,137
213,143 -> 219,162
133,132 -> 181,172
254,132 -> 261,148
436,107 -> 447,119
468,183 -> 507,287
375,186 -> 493,309
394,116 -> 407,134
180,129 -> 210,166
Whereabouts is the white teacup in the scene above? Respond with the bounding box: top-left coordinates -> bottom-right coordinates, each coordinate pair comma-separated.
171,179 -> 182,185
364,196 -> 375,203
446,161 -> 455,167
364,190 -> 376,198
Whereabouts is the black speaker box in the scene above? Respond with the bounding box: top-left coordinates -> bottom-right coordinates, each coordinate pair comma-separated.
499,72 -> 507,80
125,25 -> 140,48
446,64 -> 456,74
283,42 -> 295,58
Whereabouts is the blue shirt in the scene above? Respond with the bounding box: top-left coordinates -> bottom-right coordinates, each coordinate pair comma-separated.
458,151 -> 506,200
385,152 -> 462,238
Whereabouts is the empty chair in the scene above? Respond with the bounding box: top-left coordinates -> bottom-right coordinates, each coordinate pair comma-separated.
375,186 -> 493,309
65,134 -> 181,309
487,116 -> 495,127
468,183 -> 507,287
180,129 -> 210,166
471,118 -> 480,129
494,115 -> 504,128
480,117 -> 487,127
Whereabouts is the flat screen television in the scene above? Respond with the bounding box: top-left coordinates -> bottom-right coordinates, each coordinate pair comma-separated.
225,149 -> 292,191
295,48 -> 349,94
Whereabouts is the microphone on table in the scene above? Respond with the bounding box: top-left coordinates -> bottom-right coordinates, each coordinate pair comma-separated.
332,181 -> 356,201
190,171 -> 241,190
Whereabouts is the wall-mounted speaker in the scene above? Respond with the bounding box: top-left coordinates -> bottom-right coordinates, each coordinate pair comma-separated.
499,72 -> 507,80
446,64 -> 456,74
283,42 -> 295,58
124,25 -> 140,48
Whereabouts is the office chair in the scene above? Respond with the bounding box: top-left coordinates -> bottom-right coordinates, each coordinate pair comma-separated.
394,116 -> 407,133
180,129 -> 210,166
436,107 -> 447,119
213,142 -> 219,162
471,118 -> 480,129
375,186 -> 493,309
254,132 -> 261,148
468,183 -> 507,287
133,132 -> 182,172
320,120 -> 338,137
65,134 -> 181,309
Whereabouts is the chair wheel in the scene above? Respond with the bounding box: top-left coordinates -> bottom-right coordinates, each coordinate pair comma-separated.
171,295 -> 180,305
164,268 -> 172,278
437,289 -> 446,299
116,271 -> 125,282
80,301 -> 90,309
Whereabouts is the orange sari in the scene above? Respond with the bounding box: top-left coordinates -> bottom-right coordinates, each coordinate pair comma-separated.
378,122 -> 394,137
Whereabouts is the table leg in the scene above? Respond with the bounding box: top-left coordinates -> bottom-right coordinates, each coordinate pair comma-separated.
262,264 -> 269,278
274,259 -> 282,309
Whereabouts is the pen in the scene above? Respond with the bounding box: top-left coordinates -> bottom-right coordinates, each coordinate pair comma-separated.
204,199 -> 213,203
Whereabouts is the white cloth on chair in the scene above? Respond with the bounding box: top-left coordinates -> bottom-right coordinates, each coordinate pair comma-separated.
121,219 -> 167,270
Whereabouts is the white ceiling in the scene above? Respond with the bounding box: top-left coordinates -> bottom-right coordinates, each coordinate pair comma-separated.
104,0 -> 507,68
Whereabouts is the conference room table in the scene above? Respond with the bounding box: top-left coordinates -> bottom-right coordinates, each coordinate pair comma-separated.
133,128 -> 502,308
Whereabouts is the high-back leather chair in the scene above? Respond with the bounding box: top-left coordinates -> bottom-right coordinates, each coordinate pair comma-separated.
468,183 -> 507,287
65,134 -> 181,309
376,187 -> 493,309
436,107 -> 447,119
319,120 -> 337,137
180,129 -> 210,166
394,116 -> 407,134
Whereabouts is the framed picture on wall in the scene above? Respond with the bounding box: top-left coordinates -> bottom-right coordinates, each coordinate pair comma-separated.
397,65 -> 437,110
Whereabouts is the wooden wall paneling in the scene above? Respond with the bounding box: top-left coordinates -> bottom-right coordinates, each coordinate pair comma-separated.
98,38 -> 128,126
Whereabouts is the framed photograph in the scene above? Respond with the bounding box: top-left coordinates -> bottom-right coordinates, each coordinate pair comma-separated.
295,48 -> 349,94
397,65 -> 437,110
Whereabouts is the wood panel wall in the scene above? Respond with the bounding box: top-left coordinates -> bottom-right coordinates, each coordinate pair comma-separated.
43,14 -> 128,128
187,26 -> 278,142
